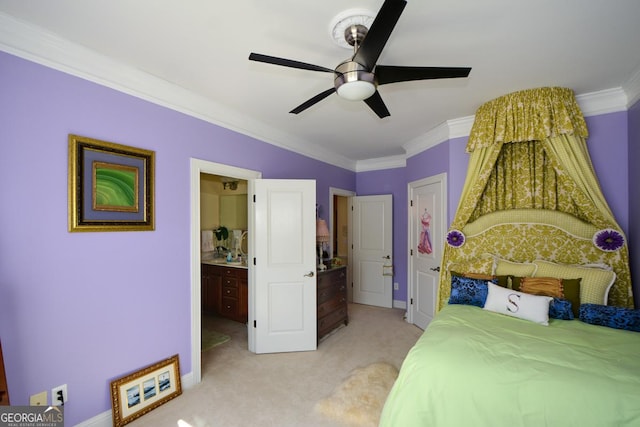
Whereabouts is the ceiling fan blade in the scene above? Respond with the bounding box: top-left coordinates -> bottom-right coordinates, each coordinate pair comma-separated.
352,0 -> 407,71
363,91 -> 390,118
249,53 -> 334,73
376,65 -> 472,85
289,88 -> 336,114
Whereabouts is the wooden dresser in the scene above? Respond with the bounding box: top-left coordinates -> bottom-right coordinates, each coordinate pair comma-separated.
0,340 -> 8,405
201,263 -> 248,323
317,266 -> 348,341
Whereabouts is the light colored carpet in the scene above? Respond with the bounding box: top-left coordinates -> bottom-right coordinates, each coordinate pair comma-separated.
201,329 -> 230,352
315,362 -> 399,427
130,303 -> 422,427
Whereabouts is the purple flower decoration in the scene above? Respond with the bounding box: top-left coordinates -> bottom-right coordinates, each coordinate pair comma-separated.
447,229 -> 465,248
593,228 -> 625,252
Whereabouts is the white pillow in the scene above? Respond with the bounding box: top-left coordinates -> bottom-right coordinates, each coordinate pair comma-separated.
483,282 -> 553,325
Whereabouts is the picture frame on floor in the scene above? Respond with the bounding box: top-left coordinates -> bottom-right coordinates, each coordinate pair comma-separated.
68,134 -> 155,232
110,354 -> 181,427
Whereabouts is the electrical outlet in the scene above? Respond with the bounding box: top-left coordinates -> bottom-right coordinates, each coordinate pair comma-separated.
393,282 -> 399,291
52,384 -> 67,406
30,390 -> 47,406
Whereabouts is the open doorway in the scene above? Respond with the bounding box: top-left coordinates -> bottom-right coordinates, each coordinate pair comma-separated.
189,159 -> 261,386
329,187 -> 355,302
199,173 -> 248,362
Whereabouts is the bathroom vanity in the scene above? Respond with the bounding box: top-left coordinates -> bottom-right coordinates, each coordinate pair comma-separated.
317,266 -> 348,342
201,261 -> 348,339
201,262 -> 248,323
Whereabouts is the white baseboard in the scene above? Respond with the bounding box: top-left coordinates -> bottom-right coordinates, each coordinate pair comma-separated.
74,372 -> 195,427
393,299 -> 407,310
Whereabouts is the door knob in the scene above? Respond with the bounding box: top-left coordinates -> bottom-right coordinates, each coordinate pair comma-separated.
430,266 -> 440,272
304,271 -> 315,277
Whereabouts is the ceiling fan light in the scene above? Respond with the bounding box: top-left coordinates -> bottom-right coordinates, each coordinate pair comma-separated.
337,80 -> 376,101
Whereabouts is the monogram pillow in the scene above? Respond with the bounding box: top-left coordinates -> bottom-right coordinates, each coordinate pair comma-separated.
483,282 -> 553,325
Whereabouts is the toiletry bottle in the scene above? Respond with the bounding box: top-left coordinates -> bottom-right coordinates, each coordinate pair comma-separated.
227,251 -> 232,262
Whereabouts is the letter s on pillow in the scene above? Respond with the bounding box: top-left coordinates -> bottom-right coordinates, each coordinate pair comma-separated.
484,282 -> 552,325
507,293 -> 521,313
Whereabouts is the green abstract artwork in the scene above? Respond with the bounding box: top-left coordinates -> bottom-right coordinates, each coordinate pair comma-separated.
93,162 -> 139,212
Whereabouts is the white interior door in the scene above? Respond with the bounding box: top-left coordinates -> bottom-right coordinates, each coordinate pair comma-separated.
351,194 -> 393,308
409,174 -> 446,329
248,179 -> 317,354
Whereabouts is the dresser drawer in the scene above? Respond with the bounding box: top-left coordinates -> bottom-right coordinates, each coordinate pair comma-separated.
221,296 -> 238,316
318,306 -> 348,337
316,266 -> 348,342
317,283 -> 340,305
222,267 -> 240,278
222,284 -> 238,298
222,276 -> 238,287
318,294 -> 346,318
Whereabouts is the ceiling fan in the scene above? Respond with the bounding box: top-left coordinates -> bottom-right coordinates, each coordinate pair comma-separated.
248,0 -> 471,118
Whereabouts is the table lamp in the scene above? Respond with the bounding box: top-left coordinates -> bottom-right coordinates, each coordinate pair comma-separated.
316,218 -> 330,270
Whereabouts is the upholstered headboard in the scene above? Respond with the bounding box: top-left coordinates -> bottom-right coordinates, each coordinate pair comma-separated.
438,209 -> 630,309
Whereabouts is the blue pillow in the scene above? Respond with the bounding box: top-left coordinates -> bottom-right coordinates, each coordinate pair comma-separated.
549,298 -> 574,320
449,275 -> 495,307
579,304 -> 640,332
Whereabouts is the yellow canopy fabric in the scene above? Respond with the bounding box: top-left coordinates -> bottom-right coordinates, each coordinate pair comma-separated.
439,87 -> 632,309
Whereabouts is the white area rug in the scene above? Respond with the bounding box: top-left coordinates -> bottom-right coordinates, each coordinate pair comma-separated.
315,362 -> 398,427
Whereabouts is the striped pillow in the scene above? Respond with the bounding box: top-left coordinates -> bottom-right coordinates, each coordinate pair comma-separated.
533,260 -> 615,305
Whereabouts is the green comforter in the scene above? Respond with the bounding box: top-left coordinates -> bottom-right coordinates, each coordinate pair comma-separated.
380,304 -> 640,427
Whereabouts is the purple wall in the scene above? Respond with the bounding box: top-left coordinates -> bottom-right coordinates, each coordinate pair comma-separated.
0,48 -> 635,425
628,99 -> 640,308
0,51 -> 354,425
585,112 -> 630,236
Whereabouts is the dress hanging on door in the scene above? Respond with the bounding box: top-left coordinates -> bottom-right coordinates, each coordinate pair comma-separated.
418,209 -> 433,254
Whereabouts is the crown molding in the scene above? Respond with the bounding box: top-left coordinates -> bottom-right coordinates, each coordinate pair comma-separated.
623,66 -> 640,108
355,154 -> 406,172
0,12 -> 356,172
402,115 -> 474,160
575,87 -> 627,117
1,12 -> 636,173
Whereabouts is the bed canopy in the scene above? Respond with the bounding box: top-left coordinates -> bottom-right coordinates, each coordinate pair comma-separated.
438,87 -> 632,310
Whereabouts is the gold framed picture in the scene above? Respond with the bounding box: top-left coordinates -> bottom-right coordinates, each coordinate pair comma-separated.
110,354 -> 181,427
68,134 -> 155,232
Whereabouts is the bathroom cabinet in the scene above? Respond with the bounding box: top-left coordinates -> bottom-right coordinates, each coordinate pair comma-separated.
317,266 -> 348,342
201,263 -> 248,323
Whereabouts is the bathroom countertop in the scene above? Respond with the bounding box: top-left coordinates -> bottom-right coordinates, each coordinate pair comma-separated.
201,258 -> 248,269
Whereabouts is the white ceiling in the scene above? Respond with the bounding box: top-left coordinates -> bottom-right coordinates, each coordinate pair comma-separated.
1,0 -> 639,170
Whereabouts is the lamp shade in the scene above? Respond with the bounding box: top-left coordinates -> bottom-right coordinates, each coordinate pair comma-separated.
316,219 -> 330,243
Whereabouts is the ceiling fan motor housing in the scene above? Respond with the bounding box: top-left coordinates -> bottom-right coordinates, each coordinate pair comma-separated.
334,60 -> 376,101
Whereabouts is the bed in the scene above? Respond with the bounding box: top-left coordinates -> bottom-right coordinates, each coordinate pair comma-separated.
380,304 -> 640,427
380,87 -> 640,426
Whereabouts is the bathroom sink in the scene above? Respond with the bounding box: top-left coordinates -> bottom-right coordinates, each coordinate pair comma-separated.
202,257 -> 227,264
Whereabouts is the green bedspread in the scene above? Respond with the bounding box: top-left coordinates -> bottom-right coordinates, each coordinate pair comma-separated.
380,304 -> 640,427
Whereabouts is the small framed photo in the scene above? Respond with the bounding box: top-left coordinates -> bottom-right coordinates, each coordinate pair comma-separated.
110,354 -> 181,427
68,134 -> 155,232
